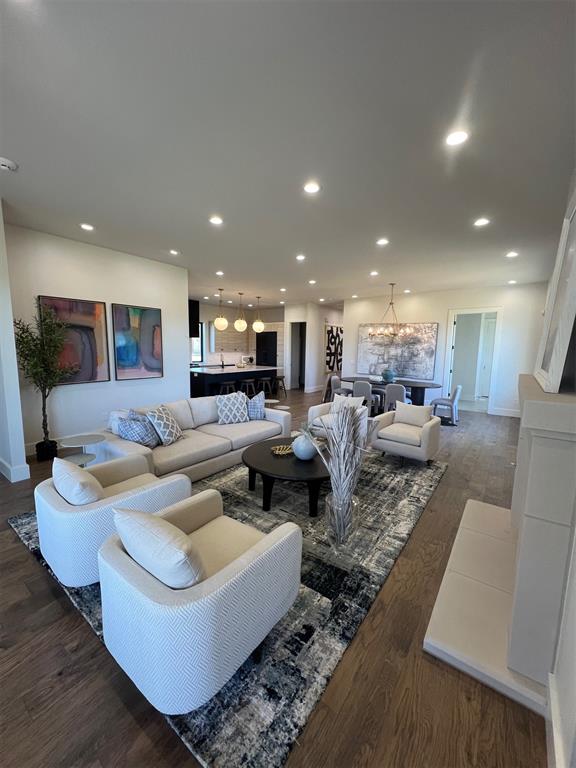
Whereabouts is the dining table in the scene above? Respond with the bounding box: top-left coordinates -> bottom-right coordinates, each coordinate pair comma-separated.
340,376 -> 442,406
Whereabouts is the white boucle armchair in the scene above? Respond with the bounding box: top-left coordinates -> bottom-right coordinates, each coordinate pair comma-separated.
307,402 -> 369,438
98,489 -> 302,715
35,455 -> 191,587
369,409 -> 441,463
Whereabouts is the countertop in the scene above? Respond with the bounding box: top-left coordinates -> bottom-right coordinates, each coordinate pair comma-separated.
190,364 -> 277,375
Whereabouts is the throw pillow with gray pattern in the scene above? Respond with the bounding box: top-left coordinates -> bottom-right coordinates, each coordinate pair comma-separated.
117,415 -> 160,448
146,404 -> 184,446
216,391 -> 249,425
247,391 -> 266,420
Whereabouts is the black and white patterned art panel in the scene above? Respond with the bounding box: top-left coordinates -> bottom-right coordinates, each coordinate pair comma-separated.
357,323 -> 439,380
325,325 -> 343,372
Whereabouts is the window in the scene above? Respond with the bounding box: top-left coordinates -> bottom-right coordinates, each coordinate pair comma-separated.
191,322 -> 204,363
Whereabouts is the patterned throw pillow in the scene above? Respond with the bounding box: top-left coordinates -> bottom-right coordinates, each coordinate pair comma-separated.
247,391 -> 266,421
117,412 -> 160,448
216,392 -> 249,425
146,405 -> 184,446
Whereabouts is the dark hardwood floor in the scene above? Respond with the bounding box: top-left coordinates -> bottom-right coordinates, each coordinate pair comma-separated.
0,391 -> 546,768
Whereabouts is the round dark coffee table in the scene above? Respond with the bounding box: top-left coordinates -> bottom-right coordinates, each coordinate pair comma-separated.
242,438 -> 329,517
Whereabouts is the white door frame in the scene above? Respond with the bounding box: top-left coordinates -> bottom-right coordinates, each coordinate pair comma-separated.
443,307 -> 503,415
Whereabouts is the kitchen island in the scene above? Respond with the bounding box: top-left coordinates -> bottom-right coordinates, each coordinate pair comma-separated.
190,365 -> 277,397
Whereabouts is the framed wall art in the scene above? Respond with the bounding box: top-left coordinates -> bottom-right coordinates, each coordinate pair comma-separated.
38,295 -> 110,384
534,186 -> 576,393
112,304 -> 163,380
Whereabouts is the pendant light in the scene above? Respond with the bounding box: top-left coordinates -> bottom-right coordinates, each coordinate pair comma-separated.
214,288 -> 228,331
234,292 -> 248,332
252,296 -> 265,334
368,283 -> 414,341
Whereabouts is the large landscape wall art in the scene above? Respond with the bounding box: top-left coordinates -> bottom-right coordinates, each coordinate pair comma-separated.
357,323 -> 438,380
38,295 -> 110,384
112,304 -> 163,380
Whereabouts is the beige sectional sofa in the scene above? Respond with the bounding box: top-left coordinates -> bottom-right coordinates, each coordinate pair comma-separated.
92,396 -> 291,482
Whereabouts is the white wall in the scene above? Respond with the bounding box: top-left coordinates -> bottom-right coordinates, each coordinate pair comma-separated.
452,313 -> 483,400
0,212 -> 29,481
6,226 -> 190,450
342,283 -> 546,416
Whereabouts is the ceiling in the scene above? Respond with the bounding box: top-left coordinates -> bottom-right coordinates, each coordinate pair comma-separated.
1,0 -> 574,308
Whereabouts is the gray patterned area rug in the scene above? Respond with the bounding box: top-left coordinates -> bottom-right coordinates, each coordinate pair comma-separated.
9,453 -> 445,768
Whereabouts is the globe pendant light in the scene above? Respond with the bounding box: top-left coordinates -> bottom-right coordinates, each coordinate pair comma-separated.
252,296 -> 265,334
234,292 -> 248,332
214,288 -> 228,331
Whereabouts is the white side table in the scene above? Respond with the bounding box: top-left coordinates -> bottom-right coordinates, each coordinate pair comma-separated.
59,433 -> 106,468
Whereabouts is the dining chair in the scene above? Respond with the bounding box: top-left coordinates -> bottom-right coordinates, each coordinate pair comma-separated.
431,384 -> 462,425
352,380 -> 380,415
384,383 -> 409,412
330,374 -> 350,400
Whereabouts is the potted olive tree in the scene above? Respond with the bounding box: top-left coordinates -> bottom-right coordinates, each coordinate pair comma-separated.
14,303 -> 77,461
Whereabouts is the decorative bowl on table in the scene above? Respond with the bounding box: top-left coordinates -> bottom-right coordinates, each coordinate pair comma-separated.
271,444 -> 293,456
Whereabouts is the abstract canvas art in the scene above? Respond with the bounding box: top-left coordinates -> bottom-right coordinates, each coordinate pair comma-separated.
112,304 -> 163,380
38,296 -> 110,384
325,324 -> 343,372
357,323 -> 438,380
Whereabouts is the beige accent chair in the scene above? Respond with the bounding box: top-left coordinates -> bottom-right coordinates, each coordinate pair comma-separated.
307,401 -> 369,439
35,455 -> 191,587
98,490 -> 302,715
370,403 -> 441,464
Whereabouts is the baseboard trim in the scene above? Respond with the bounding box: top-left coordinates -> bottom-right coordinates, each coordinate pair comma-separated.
0,457 -> 31,483
304,385 -> 324,394
546,672 -> 568,768
488,407 -> 521,418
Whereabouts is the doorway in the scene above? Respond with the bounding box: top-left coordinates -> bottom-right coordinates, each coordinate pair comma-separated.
256,331 -> 277,367
447,310 -> 499,413
290,322 -> 306,390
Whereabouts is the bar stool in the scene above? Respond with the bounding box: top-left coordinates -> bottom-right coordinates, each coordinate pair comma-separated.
259,377 -> 274,396
240,379 -> 257,397
275,375 -> 287,398
219,381 -> 237,395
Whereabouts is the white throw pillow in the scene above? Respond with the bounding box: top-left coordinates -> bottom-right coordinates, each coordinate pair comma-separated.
330,393 -> 365,413
395,401 -> 433,427
114,508 -> 206,589
52,457 -> 104,506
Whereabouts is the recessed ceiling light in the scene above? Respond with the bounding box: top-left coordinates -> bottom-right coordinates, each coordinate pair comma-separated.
80,223 -> 94,231
227,299 -> 233,303
376,238 -> 389,247
319,298 -> 325,302
403,289 -> 411,294
370,271 -> 379,277
474,217 -> 490,227
247,303 -> 253,307
213,293 -> 219,297
445,130 -> 469,146
0,157 -> 18,172
203,296 -> 209,300
280,301 -> 285,305
505,251 -> 519,258
280,288 -> 286,292
169,249 -> 179,256
303,179 -> 320,195
352,294 -> 358,299
296,254 -> 306,261
508,280 -> 517,285
308,279 -> 317,285
216,270 -> 224,276
209,215 -> 224,226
